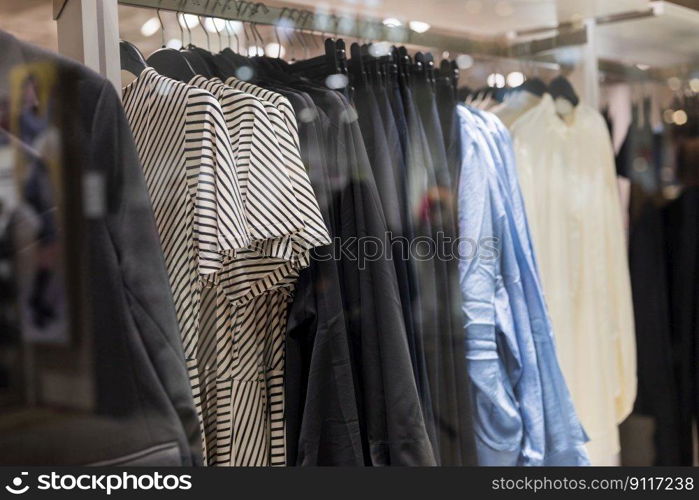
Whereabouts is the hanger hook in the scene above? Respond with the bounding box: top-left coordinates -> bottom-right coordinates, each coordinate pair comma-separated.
275,7 -> 286,58
286,8 -> 299,56
199,16 -> 211,50
214,4 -> 226,52
176,0 -> 186,48
155,8 -> 166,48
256,22 -> 266,55
281,7 -> 297,60
239,1 -> 252,55
250,0 -> 268,55
183,7 -> 193,47
228,0 -> 243,53
233,20 -> 241,53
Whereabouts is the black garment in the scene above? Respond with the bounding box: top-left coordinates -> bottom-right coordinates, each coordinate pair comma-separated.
410,77 -> 475,466
282,89 -> 364,466
435,76 -> 462,190
368,82 -> 437,453
0,31 -> 200,465
663,187 -> 699,465
627,191 -> 681,465
627,182 -> 699,465
614,99 -> 661,189
396,76 -> 445,463
271,77 -> 434,465
353,82 -> 435,446
315,85 -> 435,465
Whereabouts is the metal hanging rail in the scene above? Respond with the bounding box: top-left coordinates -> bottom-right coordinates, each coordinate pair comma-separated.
115,0 -> 588,58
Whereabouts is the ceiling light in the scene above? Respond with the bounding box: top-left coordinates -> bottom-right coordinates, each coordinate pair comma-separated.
507,71 -> 525,87
487,72 -> 506,88
204,17 -> 226,33
689,78 -> 699,93
265,43 -> 286,58
672,109 -> 688,125
226,21 -> 244,34
140,17 -> 161,37
368,41 -> 392,57
247,45 -> 263,57
382,17 -> 402,28
667,77 -> 681,91
456,54 -> 474,69
235,65 -> 254,81
662,109 -> 675,124
166,38 -> 182,49
409,21 -> 431,33
178,13 -> 199,29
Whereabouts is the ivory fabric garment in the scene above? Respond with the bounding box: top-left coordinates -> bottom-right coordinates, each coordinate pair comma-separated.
491,90 -> 542,129
510,94 -> 636,464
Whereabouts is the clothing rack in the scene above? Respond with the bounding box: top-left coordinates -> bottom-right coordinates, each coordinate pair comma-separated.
51,0 -> 595,95
114,0 -> 590,59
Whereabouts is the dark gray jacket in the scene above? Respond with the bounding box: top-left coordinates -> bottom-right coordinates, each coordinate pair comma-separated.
0,30 -> 201,466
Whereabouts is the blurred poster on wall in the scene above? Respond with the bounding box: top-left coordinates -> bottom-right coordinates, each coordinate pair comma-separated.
4,61 -> 69,345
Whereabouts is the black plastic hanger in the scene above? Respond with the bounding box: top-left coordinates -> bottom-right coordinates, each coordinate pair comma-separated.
182,49 -> 213,77
146,7 -> 196,82
414,52 -> 427,84
177,14 -> 213,78
336,38 -> 349,76
397,46 -> 412,85
424,52 -> 436,87
120,40 -> 147,76
147,48 -> 197,82
289,37 -> 345,80
349,42 -> 367,87
439,59 -> 450,77
549,75 -> 579,106
387,47 -> 400,86
450,60 -> 460,89
521,77 -> 547,97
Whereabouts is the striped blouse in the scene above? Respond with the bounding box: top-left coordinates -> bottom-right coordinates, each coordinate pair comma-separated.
122,67 -> 250,464
125,68 -> 330,467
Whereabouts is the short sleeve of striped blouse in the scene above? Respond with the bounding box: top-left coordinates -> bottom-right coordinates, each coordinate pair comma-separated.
225,77 -> 331,253
185,89 -> 250,273
188,76 -> 305,252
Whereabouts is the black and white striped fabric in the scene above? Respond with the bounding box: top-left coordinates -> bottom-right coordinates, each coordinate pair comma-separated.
124,69 -> 330,467
225,77 -> 331,258
122,68 -> 250,465
189,76 -> 320,466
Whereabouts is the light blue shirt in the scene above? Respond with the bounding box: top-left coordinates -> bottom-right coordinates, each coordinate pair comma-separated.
457,105 -> 589,466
